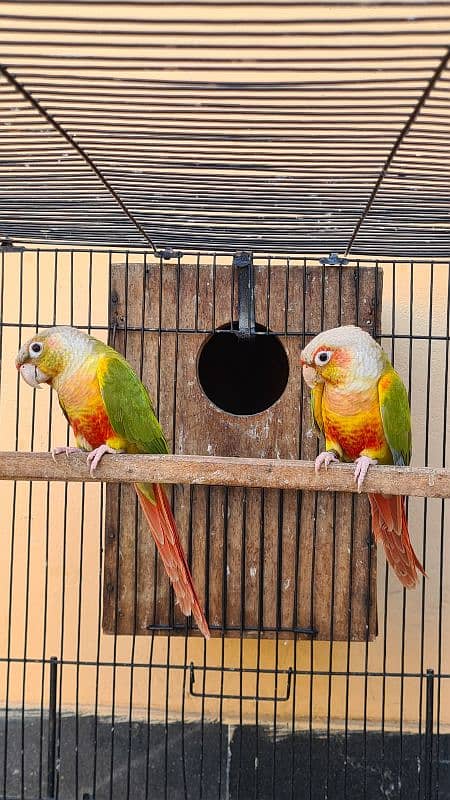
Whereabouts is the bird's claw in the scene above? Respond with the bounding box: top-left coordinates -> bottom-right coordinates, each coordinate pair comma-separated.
51,446 -> 80,463
86,445 -> 122,477
315,450 -> 339,473
354,456 -> 377,492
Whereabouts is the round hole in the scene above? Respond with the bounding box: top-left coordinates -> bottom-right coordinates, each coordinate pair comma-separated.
197,322 -> 289,416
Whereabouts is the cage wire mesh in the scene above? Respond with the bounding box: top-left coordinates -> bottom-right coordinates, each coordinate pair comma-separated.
0,250 -> 449,799
1,0 -> 450,798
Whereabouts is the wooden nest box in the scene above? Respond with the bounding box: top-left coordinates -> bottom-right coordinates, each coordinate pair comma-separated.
103,255 -> 380,641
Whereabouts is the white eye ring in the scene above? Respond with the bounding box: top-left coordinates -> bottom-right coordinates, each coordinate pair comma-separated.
29,342 -> 43,358
314,349 -> 333,366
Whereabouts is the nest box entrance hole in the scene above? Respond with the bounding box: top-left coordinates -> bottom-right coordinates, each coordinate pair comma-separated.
197,322 -> 289,416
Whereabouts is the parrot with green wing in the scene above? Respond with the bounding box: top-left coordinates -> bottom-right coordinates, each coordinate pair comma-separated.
16,326 -> 210,638
301,324 -> 425,588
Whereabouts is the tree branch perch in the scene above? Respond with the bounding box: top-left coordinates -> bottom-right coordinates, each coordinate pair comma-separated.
0,452 -> 449,498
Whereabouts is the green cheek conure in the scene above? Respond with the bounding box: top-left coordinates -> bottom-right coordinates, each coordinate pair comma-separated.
301,324 -> 425,589
16,325 -> 210,639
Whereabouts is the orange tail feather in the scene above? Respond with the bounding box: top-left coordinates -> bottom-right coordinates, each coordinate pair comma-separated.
368,493 -> 425,589
135,483 -> 210,638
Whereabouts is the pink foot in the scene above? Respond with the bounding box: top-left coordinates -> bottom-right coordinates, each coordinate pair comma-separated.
51,446 -> 81,463
315,450 -> 339,473
354,456 -> 377,492
86,444 -> 123,477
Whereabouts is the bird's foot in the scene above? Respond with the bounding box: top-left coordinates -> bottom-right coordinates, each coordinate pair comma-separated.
86,445 -> 123,477
354,456 -> 377,492
51,446 -> 81,463
315,450 -> 339,473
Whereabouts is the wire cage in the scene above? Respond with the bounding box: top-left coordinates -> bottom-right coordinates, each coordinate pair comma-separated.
1,2 -> 450,800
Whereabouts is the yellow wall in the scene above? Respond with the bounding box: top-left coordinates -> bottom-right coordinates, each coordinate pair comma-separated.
0,250 -> 449,732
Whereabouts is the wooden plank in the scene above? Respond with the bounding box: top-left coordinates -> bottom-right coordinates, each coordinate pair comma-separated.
262,488 -> 279,632
242,488 -> 263,631
213,260 -> 233,330
332,492 -> 354,641
286,257 -> 304,335
197,258 -> 214,332
139,260 -> 162,633
107,260 -> 157,635
102,482 -> 120,635
116,262 -> 146,635
332,264 -> 360,639
103,260 -> 126,636
351,493 -> 378,641
279,490 -> 298,632
254,260 -> 269,328
189,485 -> 208,629
313,262 -> 340,639
207,485 -> 226,631
115,483 -> 139,635
296,260 -> 323,637
264,261 -> 291,634
226,486 -> 246,630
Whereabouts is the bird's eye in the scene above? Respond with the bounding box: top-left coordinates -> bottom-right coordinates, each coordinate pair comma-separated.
29,342 -> 43,357
314,350 -> 333,366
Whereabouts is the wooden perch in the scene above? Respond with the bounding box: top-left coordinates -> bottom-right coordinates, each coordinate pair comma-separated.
0,451 -> 449,498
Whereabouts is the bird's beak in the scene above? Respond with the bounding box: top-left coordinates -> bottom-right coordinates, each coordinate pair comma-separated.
18,363 -> 49,389
302,363 -> 322,388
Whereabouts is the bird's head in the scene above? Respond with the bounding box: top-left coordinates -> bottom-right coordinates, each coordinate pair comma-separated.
300,325 -> 385,391
15,326 -> 89,388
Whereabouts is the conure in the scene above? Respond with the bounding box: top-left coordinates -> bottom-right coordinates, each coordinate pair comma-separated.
301,324 -> 424,588
16,325 -> 210,638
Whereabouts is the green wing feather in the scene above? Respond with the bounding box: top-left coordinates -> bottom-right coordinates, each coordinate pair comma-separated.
98,353 -> 168,455
378,367 -> 411,466
310,382 -> 324,436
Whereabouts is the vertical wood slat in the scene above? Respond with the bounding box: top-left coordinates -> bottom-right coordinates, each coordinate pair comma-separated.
103,258 -> 381,640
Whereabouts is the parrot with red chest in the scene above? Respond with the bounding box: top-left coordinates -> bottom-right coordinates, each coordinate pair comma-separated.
16,325 -> 210,638
301,324 -> 425,588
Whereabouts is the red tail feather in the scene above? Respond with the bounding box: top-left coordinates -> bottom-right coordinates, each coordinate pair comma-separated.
135,483 -> 210,638
368,493 -> 425,588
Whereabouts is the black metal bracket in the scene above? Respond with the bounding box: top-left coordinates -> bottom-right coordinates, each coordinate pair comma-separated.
189,662 -> 293,702
157,247 -> 183,261
234,250 -> 256,337
0,238 -> 25,252
319,252 -> 348,266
